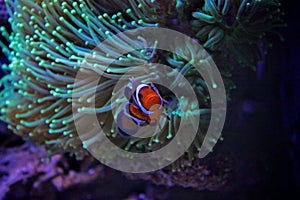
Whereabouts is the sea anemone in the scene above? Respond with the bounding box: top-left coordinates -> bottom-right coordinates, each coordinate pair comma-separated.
0,0 -> 284,177
191,0 -> 285,70
0,0 -> 161,159
0,0 -> 214,170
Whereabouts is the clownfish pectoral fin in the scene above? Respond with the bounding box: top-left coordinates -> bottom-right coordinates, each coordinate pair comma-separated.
151,119 -> 163,132
149,121 -> 157,127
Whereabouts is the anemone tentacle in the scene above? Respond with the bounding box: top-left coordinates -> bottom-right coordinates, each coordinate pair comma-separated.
0,0 -> 160,158
191,0 -> 285,70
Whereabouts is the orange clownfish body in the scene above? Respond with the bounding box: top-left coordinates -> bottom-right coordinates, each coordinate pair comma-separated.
116,78 -> 169,137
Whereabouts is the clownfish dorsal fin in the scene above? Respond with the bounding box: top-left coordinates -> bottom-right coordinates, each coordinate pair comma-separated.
129,77 -> 142,92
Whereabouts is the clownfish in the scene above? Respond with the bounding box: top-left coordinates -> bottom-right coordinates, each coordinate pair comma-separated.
116,78 -> 169,137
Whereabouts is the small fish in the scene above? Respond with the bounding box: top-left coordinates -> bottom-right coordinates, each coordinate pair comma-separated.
116,78 -> 169,137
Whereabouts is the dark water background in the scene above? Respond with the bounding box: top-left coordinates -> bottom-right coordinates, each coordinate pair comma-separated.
0,1 -> 299,199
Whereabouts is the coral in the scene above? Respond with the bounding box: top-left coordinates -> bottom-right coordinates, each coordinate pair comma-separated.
0,0 -> 8,23
0,141 -> 103,199
125,150 -> 233,190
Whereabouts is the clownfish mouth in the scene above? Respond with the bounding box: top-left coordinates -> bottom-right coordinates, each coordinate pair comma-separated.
116,78 -> 170,138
